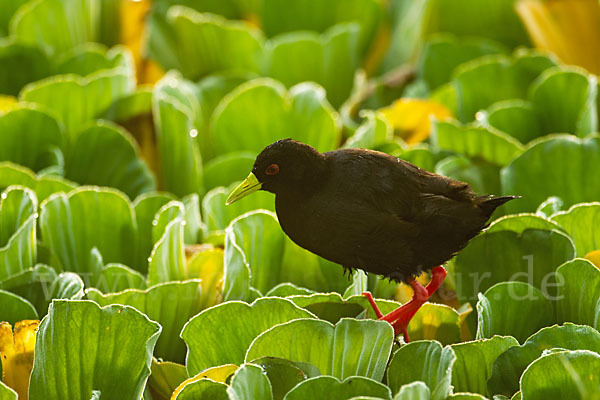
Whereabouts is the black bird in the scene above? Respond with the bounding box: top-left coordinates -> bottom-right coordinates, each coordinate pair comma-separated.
226,139 -> 517,341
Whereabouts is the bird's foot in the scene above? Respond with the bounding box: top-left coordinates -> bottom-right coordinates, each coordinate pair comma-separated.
362,266 -> 447,342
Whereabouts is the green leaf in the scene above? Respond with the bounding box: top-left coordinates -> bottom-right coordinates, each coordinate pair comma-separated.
520,350 -> 600,400
223,210 -> 286,299
260,0 -> 382,53
0,186 -> 37,281
203,151 -> 256,191
202,183 -> 274,233
87,280 -> 203,363
289,292 -> 368,324
29,300 -> 161,400
55,43 -> 132,77
252,357 -> 309,400
0,380 -> 17,400
0,40 -> 52,96
391,381 -> 431,399
482,100 -> 542,144
182,297 -> 314,375
421,0 -> 531,49
528,67 -> 597,137
419,34 -> 508,91
40,187 -> 139,280
0,105 -> 63,173
174,379 -> 228,400
501,135 -> 600,213
265,23 -> 361,108
476,282 -> 554,343
451,52 -> 555,122
183,194 -> 203,244
246,318 -> 394,381
453,229 -> 575,303
280,236 -> 350,294
536,196 -> 565,218
431,121 -> 523,166
0,162 -> 76,203
486,214 -> 563,235
96,263 -> 147,293
149,6 -> 263,81
210,79 -> 340,157
344,112 -> 393,150
450,336 -> 518,395
10,0 -> 101,56
21,68 -> 134,144
488,323 -> 600,397
387,340 -> 455,400
132,192 -> 175,268
227,363 -> 273,400
65,121 -> 155,198
0,264 -> 57,315
147,214 -> 186,285
152,71 -> 203,197
49,272 -> 85,301
284,376 -> 391,400
434,155 -> 501,197
147,360 -> 188,400
0,0 -> 28,35
0,289 -> 38,324
556,259 -> 600,330
551,203 -> 600,257
151,201 -> 184,244
447,394 -> 488,400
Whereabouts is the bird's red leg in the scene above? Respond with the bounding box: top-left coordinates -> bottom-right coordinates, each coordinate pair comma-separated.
362,266 -> 447,342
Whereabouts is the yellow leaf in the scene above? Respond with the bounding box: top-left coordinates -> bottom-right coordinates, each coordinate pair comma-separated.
516,0 -> 600,75
121,0 -> 164,84
585,250 -> 600,269
380,98 -> 453,144
0,96 -> 18,115
0,320 -> 39,400
186,245 -> 225,308
171,364 -> 238,399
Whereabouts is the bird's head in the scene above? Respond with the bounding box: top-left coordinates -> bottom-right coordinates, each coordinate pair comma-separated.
226,139 -> 326,204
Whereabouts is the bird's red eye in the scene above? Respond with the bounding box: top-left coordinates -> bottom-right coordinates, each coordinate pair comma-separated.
265,163 -> 279,175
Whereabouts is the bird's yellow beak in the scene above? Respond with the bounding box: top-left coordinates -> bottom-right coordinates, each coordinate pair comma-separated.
226,173 -> 262,205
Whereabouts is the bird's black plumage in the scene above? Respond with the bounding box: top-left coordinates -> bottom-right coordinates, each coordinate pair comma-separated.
233,139 -> 517,283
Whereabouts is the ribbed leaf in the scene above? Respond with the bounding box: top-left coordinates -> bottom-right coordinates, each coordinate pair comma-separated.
40,188 -> 139,280
152,71 -> 203,197
453,228 -> 575,303
21,71 -> 134,143
0,186 -> 37,281
489,323 -> 600,397
28,300 -> 161,400
450,336 -> 518,396
0,106 -> 64,172
210,79 -> 340,157
65,121 -> 155,199
182,297 -> 314,375
551,203 -> 600,257
556,258 -> 600,330
520,350 -> 600,400
284,376 -> 391,400
246,318 -> 394,381
501,135 -> 600,213
476,282 -> 554,342
87,280 -> 203,363
387,341 -> 455,400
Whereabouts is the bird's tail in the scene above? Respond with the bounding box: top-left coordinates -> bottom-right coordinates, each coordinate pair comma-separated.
479,195 -> 520,216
